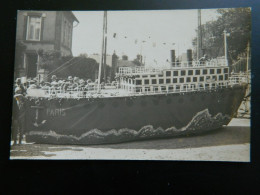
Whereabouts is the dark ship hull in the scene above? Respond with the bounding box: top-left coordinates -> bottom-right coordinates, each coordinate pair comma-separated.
25,84 -> 247,145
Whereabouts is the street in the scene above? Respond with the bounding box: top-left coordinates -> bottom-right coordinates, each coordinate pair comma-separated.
10,118 -> 250,161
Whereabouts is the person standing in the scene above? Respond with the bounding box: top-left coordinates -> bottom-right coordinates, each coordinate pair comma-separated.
12,87 -> 26,145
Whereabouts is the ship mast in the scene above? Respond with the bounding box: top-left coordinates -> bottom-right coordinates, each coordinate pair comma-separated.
103,11 -> 108,83
197,9 -> 202,61
98,11 -> 107,92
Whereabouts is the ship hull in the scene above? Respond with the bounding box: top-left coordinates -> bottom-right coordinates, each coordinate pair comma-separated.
24,84 -> 247,145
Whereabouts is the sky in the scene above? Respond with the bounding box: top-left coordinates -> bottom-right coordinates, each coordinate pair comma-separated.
72,9 -> 220,66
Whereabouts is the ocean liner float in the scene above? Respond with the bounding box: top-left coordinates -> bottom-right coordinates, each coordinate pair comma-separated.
22,11 -> 249,145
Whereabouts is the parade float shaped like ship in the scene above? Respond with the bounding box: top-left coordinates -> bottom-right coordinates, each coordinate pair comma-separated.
23,60 -> 249,145
21,11 -> 249,145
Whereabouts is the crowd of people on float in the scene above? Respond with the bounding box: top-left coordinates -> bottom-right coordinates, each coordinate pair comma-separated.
14,75 -> 119,96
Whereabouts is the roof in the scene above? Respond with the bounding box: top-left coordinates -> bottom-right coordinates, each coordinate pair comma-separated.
66,11 -> 79,23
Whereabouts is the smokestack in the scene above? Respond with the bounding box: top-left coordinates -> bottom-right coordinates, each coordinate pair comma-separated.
170,50 -> 175,67
187,49 -> 192,66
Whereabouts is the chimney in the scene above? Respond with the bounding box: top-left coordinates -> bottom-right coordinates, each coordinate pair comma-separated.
170,50 -> 175,67
187,49 -> 192,66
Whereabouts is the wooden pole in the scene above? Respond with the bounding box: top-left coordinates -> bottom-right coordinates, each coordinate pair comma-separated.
98,11 -> 106,92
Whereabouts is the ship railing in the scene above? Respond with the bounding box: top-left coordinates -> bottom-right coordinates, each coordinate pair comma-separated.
118,67 -> 163,75
132,82 -> 230,95
38,83 -> 103,98
229,73 -> 249,85
171,59 -> 227,68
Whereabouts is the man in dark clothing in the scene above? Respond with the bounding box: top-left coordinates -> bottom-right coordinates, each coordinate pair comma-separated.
12,87 -> 26,145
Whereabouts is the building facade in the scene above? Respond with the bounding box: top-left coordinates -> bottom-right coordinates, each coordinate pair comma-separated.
14,11 -> 79,80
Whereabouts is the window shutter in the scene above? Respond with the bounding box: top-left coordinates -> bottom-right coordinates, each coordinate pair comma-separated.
23,15 -> 28,40
40,17 -> 44,41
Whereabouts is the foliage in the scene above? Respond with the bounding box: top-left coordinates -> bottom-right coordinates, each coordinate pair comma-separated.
192,8 -> 251,64
38,50 -> 112,81
132,54 -> 143,66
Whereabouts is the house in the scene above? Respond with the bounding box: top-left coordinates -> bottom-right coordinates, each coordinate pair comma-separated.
14,11 -> 79,80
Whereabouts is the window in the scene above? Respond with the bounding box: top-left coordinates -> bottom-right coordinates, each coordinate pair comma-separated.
193,77 -> 197,82
150,75 -> 156,77
26,16 -> 42,41
210,69 -> 215,74
195,70 -> 200,75
186,77 -> 191,82
158,74 -> 163,77
161,86 -> 166,91
217,69 -> 221,74
225,74 -> 228,80
145,87 -> 150,92
166,79 -> 171,84
166,71 -> 171,77
224,68 -> 228,73
188,70 -> 193,75
144,79 -> 149,84
176,85 -> 180,91
180,78 -> 184,83
173,78 -> 177,83
203,69 -> 207,75
136,80 -> 142,85
212,75 -> 217,81
152,79 -> 157,84
199,76 -> 204,82
219,75 -> 223,81
142,75 -> 148,78
159,79 -> 164,84
136,87 -> 142,92
173,71 -> 178,76
181,70 -> 186,76
154,87 -> 159,92
168,86 -> 174,91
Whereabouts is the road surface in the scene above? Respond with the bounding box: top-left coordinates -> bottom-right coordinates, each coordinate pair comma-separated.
10,118 -> 250,161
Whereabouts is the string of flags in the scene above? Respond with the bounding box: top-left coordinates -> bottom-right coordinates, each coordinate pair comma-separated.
112,32 -> 176,48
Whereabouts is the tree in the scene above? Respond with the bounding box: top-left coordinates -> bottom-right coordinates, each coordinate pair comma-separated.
192,8 -> 251,64
37,49 -> 103,81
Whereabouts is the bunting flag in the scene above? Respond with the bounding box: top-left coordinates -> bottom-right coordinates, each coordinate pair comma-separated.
112,32 -> 178,48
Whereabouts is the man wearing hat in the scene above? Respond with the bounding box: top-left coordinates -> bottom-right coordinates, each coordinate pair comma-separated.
63,76 -> 73,92
12,87 -> 26,145
15,78 -> 26,95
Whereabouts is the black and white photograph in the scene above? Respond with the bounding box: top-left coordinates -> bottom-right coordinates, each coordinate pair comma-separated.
10,8 -> 251,161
